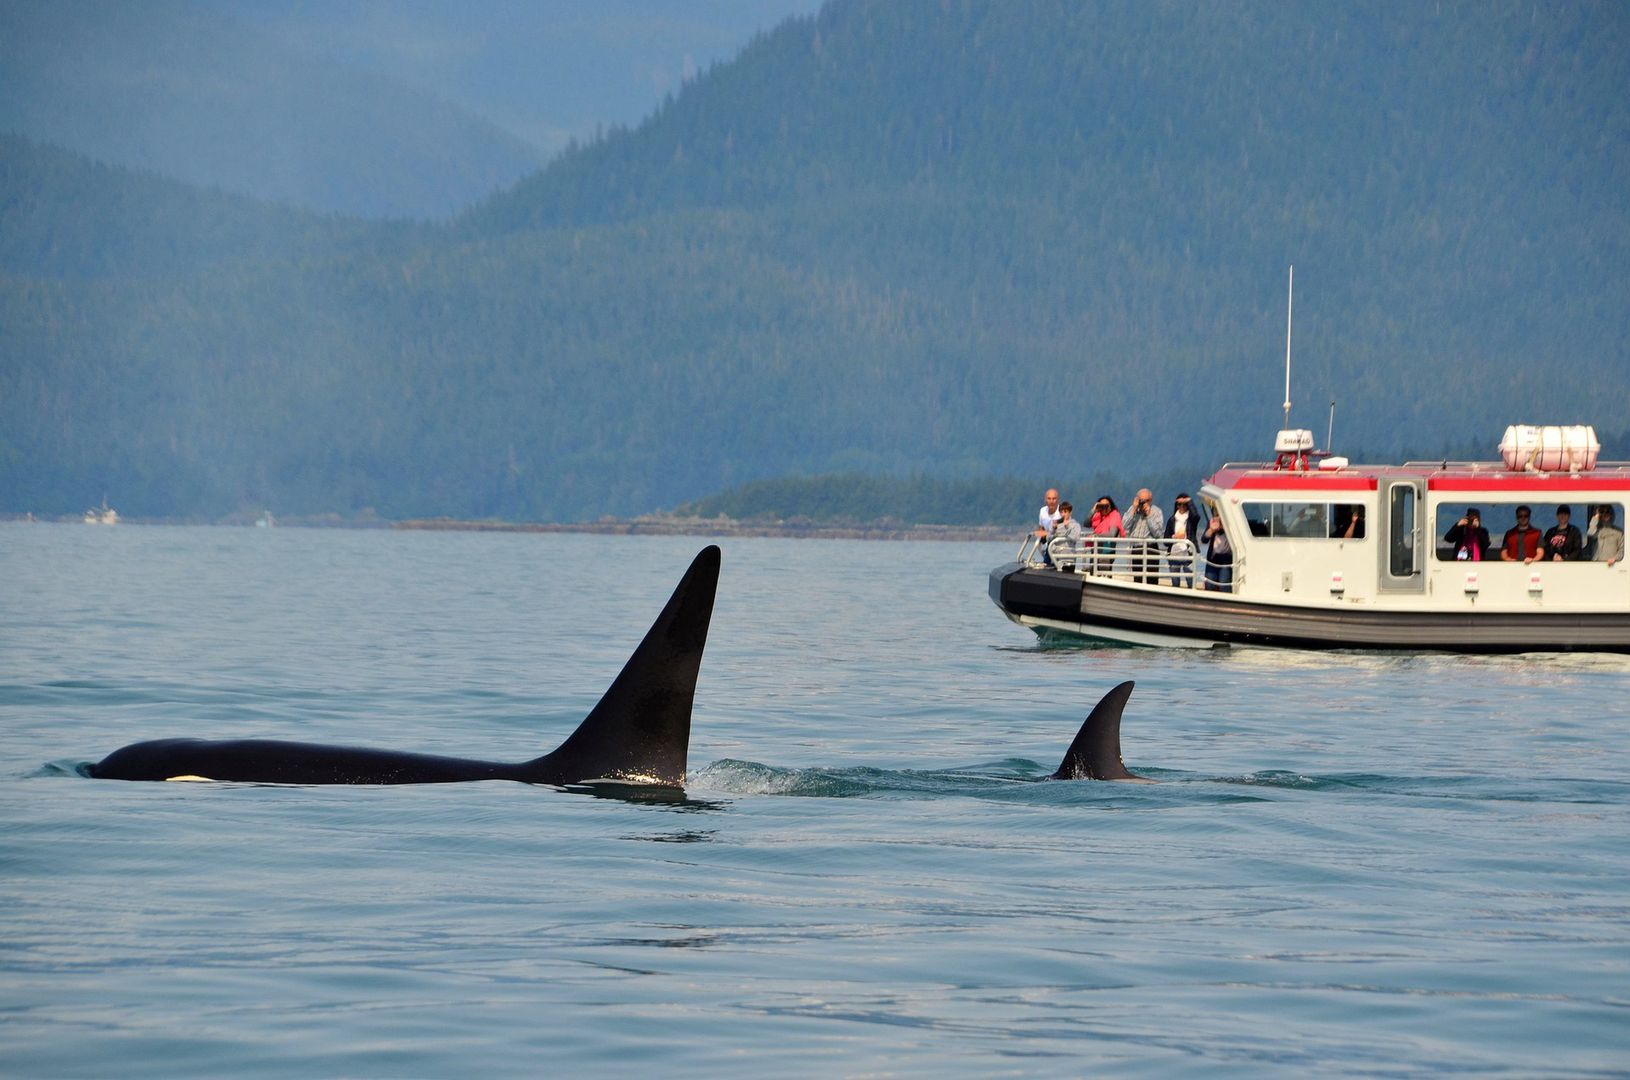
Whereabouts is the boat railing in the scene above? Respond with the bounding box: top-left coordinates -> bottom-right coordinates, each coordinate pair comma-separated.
1024,533 -> 1241,591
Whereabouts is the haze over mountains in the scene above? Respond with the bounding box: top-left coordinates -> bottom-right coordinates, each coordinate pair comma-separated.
3,0 -> 1626,523
0,0 -> 819,217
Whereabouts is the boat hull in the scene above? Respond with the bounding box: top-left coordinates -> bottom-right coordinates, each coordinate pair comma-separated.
988,562 -> 1630,653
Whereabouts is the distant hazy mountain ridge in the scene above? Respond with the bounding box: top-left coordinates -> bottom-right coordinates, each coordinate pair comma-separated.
2,0 -> 1626,522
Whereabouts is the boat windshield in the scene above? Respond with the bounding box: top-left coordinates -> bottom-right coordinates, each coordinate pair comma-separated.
1241,501 -> 1366,540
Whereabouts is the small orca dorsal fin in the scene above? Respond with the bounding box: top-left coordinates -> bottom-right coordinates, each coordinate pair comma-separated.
526,546 -> 720,787
1052,680 -> 1141,781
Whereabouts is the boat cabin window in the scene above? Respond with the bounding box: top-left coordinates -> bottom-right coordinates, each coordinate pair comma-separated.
1242,501 -> 1368,540
1436,501 -> 1626,562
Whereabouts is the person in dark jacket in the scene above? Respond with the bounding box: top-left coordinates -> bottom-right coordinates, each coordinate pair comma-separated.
1202,515 -> 1233,592
1163,493 -> 1203,587
1443,508 -> 1491,561
1540,505 -> 1584,561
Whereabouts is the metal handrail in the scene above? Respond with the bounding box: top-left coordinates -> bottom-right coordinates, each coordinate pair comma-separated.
1027,533 -> 1242,591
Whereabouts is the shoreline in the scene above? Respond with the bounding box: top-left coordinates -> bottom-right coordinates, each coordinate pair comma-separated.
2,512 -> 1014,542
392,517 -> 1014,542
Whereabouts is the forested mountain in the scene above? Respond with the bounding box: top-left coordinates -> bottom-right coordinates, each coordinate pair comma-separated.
0,137 -> 426,281
3,1 -> 1626,523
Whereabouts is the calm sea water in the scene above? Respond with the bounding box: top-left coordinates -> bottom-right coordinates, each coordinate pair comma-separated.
3,524 -> 1628,1077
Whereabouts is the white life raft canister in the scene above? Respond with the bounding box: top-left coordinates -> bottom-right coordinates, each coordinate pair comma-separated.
1499,424 -> 1599,472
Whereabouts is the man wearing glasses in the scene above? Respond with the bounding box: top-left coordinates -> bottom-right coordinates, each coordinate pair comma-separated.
1499,505 -> 1542,562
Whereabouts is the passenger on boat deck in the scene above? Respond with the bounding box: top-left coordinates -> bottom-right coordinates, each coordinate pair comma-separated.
1541,505 -> 1584,562
1034,487 -> 1063,565
1050,501 -> 1085,570
1444,508 -> 1490,561
1500,505 -> 1542,563
1035,488 -> 1062,541
1164,493 -> 1201,588
1202,514 -> 1233,592
1089,496 -> 1124,575
1588,505 -> 1623,567
1123,488 -> 1165,584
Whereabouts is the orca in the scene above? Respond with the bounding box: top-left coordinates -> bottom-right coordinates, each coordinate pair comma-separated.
89,546 -> 720,787
1051,680 -> 1148,782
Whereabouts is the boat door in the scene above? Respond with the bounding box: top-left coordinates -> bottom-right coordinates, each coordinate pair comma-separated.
1379,479 -> 1426,592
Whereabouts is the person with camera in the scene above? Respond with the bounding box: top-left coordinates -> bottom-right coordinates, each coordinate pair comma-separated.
1049,501 -> 1086,571
1123,488 -> 1166,584
1164,493 -> 1203,587
1202,514 -> 1233,592
1444,508 -> 1490,562
1088,496 -> 1124,576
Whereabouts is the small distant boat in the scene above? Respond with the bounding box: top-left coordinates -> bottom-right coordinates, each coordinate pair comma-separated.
83,498 -> 118,525
256,511 -> 275,528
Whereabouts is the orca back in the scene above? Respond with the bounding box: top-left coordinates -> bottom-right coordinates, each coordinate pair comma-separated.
90,546 -> 721,787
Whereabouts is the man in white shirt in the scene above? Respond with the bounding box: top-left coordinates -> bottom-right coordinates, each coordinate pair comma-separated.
1036,488 -> 1062,539
1034,488 -> 1063,566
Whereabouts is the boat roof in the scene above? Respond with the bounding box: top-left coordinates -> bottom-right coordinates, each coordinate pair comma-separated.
1206,460 -> 1630,494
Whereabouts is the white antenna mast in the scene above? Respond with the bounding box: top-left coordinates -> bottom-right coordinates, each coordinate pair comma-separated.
1282,265 -> 1294,430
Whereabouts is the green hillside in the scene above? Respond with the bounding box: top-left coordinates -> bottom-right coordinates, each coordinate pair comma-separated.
3,0 -> 1626,522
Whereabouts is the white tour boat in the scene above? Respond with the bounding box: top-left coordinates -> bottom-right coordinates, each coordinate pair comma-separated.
989,424 -> 1630,652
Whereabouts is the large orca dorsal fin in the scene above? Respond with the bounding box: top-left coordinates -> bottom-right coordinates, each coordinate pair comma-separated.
1052,680 -> 1142,781
526,546 -> 720,787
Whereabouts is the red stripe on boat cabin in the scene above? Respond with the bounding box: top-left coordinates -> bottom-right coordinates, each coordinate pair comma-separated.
1228,475 -> 1379,491
1429,476 -> 1630,492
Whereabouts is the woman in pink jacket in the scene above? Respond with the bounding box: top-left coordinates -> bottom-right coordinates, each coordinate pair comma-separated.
1088,495 -> 1124,575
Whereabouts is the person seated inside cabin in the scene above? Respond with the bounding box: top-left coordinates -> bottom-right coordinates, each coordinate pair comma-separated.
1443,508 -> 1490,562
1540,505 -> 1584,562
1588,505 -> 1624,567
1334,505 -> 1365,540
1500,505 -> 1542,563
